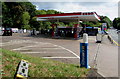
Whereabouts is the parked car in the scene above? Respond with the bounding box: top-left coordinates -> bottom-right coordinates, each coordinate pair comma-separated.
2,28 -> 12,36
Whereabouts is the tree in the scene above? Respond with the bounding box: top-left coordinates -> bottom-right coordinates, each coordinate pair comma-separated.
20,2 -> 36,17
2,2 -> 36,29
100,16 -> 112,28
113,18 -> 117,29
2,2 -> 26,28
21,12 -> 30,29
35,10 -> 47,15
113,18 -> 120,30
30,17 -> 40,30
43,22 -> 52,29
34,9 -> 63,30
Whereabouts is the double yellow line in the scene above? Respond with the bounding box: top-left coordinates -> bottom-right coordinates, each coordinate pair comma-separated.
108,35 -> 120,46
112,39 -> 120,46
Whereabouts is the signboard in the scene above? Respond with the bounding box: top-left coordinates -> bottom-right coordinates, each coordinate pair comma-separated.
102,23 -> 107,31
80,43 -> 89,68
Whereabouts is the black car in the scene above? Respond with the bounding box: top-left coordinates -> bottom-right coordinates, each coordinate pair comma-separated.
3,28 -> 12,36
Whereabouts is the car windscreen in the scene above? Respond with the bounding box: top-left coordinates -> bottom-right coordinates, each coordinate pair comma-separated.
6,28 -> 11,30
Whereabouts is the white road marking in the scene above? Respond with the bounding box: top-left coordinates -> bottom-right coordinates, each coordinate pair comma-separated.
1,40 -> 32,46
12,45 -> 38,50
10,40 -> 80,59
39,48 -> 62,49
20,52 -> 70,54
21,52 -> 47,53
42,57 -> 78,59
12,44 -> 60,51
52,44 -> 80,59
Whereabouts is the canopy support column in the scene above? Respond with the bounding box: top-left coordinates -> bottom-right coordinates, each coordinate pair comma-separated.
51,24 -> 56,37
74,19 -> 80,39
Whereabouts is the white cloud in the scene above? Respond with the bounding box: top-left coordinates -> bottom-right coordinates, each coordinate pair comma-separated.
29,0 -> 119,2
36,5 -> 39,10
53,2 -> 118,20
118,1 -> 120,17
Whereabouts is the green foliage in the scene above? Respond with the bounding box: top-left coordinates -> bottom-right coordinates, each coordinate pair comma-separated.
68,22 -> 78,27
113,17 -> 120,30
21,12 -> 30,29
2,2 -> 112,30
35,10 -> 47,15
34,9 -> 63,30
81,21 -> 102,28
1,48 -> 88,77
30,17 -> 40,30
2,2 -> 36,29
21,2 -> 36,17
46,10 -> 62,14
100,16 -> 112,28
43,22 -> 52,29
54,22 -> 65,27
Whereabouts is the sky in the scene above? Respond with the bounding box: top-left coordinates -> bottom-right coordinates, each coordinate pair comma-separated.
30,0 -> 119,21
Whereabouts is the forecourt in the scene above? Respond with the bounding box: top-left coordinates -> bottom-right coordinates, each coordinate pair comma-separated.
36,12 -> 100,39
36,12 -> 118,77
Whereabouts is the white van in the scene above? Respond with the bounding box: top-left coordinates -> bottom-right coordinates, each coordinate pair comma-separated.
12,28 -> 18,33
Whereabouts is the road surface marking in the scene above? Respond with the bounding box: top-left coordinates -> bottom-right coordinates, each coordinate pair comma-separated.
20,52 -> 70,54
112,39 -> 120,46
11,41 -> 80,59
12,45 -> 38,50
42,57 -> 78,59
109,35 -> 120,46
53,45 -> 80,59
1,40 -> 32,46
38,48 -> 62,50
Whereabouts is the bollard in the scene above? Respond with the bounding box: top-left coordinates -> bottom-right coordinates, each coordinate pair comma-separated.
80,33 -> 90,68
15,60 -> 29,79
83,33 -> 88,43
96,33 -> 102,43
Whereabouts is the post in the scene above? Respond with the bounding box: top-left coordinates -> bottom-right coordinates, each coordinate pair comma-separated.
74,24 -> 79,39
80,33 -> 89,68
96,33 -> 102,43
51,24 -> 55,37
15,60 -> 29,79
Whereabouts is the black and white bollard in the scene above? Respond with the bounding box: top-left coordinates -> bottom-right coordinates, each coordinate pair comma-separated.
96,33 -> 102,43
80,33 -> 90,68
15,60 -> 29,79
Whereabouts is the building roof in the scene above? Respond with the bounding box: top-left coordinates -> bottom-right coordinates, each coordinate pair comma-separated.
36,12 -> 100,22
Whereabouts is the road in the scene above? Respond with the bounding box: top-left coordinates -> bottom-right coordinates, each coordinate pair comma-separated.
108,29 -> 119,45
0,33 -> 118,77
96,35 -> 118,77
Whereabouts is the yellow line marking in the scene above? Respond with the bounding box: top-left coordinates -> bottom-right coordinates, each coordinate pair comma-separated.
109,35 -> 120,46
16,74 -> 25,78
112,40 -> 120,46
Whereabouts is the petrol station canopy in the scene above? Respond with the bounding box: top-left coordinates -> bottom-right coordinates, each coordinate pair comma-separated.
36,12 -> 101,22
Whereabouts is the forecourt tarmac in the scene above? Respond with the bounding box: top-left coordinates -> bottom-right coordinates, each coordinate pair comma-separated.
0,33 -> 118,77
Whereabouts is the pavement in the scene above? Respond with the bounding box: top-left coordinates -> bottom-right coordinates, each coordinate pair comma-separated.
0,33 -> 118,77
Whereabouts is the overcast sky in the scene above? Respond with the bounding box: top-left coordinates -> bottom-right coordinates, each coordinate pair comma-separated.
31,1 -> 119,21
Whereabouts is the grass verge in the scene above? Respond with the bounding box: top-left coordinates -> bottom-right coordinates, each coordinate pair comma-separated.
1,48 -> 89,77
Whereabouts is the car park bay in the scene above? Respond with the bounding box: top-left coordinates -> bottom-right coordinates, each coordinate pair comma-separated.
0,33 -> 118,77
